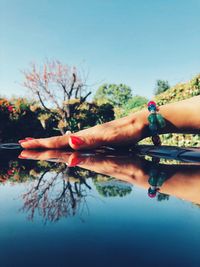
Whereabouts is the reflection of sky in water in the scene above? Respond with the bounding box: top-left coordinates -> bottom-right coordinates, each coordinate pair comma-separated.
0,163 -> 200,267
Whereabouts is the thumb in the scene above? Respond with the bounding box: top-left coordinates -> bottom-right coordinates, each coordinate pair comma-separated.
68,135 -> 101,150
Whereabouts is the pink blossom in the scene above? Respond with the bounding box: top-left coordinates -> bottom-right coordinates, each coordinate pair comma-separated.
7,105 -> 13,112
7,169 -> 14,175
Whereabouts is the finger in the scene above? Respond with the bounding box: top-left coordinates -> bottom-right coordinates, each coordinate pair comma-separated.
19,135 -> 69,149
67,124 -> 117,150
19,149 -> 72,162
20,150 -> 64,160
18,150 -> 42,159
68,135 -> 101,150
67,152 -> 87,167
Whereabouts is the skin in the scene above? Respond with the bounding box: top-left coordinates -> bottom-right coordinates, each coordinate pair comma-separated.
19,96 -> 200,150
18,150 -> 200,205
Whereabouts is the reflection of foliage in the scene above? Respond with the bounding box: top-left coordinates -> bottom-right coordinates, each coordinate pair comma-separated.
0,159 -> 48,184
157,192 -> 170,202
94,178 -> 132,197
1,159 -> 133,222
21,166 -> 92,223
193,203 -> 200,209
0,159 -> 95,222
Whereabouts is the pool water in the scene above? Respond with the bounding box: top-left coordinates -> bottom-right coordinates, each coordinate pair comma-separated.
0,152 -> 200,267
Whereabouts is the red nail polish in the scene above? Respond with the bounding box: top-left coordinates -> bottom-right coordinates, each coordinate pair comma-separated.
68,157 -> 83,167
18,155 -> 27,159
70,136 -> 84,147
18,140 -> 27,144
25,137 -> 34,140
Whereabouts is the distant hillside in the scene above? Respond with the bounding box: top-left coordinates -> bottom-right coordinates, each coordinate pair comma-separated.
155,74 -> 200,104
118,74 -> 200,117
142,74 -> 200,147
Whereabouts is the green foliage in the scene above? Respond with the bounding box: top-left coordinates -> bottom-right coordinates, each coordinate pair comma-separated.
114,95 -> 148,118
94,83 -> 133,107
155,74 -> 200,105
157,193 -> 170,201
0,98 -> 47,142
94,179 -> 132,197
139,74 -> 200,147
154,80 -> 170,95
0,158 -> 53,184
0,97 -> 114,142
63,101 -> 114,132
122,95 -> 148,116
126,95 -> 148,109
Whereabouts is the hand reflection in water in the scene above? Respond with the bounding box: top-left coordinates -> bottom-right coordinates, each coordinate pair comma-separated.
19,149 -> 200,205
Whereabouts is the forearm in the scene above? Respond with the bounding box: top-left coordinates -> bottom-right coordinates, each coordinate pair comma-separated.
19,96 -> 200,150
138,95 -> 200,138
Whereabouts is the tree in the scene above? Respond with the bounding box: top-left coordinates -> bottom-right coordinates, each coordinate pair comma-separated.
125,95 -> 148,110
94,179 -> 132,197
94,83 -> 133,107
21,163 -> 92,222
22,60 -> 91,134
157,192 -> 170,201
154,80 -> 170,95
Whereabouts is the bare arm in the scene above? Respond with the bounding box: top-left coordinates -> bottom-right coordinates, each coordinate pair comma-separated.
19,96 -> 200,150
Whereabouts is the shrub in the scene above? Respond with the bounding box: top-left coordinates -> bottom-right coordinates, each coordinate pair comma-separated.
0,97 -> 114,142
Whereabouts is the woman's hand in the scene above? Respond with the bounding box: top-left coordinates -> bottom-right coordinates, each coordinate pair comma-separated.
19,109 -> 148,150
19,96 -> 200,150
18,149 -> 200,204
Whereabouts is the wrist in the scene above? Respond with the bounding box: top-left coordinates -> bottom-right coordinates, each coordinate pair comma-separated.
132,109 -> 151,140
135,96 -> 200,140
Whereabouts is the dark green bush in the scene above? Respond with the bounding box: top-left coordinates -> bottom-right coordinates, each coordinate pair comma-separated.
0,97 -> 114,142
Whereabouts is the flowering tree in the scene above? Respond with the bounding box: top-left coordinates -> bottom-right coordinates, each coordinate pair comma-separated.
22,60 -> 91,134
21,164 -> 91,222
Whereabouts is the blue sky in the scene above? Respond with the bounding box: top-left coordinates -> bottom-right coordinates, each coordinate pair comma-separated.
0,0 -> 200,99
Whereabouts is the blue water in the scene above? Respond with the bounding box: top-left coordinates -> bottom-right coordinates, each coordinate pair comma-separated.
0,158 -> 200,267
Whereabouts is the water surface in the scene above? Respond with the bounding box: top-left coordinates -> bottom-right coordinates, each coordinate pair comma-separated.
0,149 -> 200,267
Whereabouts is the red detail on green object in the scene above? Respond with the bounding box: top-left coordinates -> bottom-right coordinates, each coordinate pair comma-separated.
148,192 -> 157,198
148,101 -> 156,107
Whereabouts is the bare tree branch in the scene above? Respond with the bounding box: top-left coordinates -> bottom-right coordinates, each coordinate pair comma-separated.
81,91 -> 92,103
68,73 -> 77,99
36,92 -> 51,112
22,60 -> 90,133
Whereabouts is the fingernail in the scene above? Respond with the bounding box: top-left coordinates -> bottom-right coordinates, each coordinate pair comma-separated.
18,140 -> 27,144
70,136 -> 85,147
68,157 -> 83,167
18,155 -> 27,159
25,137 -> 34,140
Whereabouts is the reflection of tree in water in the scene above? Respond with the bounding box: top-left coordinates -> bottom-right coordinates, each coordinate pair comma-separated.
0,159 -> 44,183
157,192 -> 170,201
94,175 -> 132,197
0,157 -> 173,223
1,159 -> 133,222
21,164 -> 93,223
